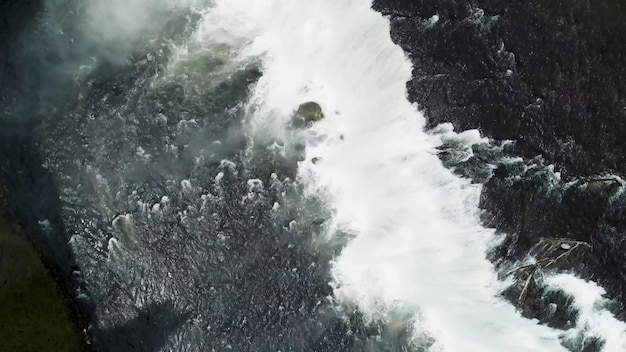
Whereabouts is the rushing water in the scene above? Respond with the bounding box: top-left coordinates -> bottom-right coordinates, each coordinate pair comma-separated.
210,0 -> 565,350
4,0 -> 626,351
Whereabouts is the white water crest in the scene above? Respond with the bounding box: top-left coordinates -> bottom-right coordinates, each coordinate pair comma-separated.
203,0 -> 619,351
545,274 -> 626,351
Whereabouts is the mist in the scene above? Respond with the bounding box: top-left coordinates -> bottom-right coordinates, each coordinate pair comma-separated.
4,0 -> 206,120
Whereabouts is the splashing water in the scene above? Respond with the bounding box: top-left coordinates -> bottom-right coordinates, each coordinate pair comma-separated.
545,274 -> 626,351
20,0 -> 626,349
206,0 -> 573,350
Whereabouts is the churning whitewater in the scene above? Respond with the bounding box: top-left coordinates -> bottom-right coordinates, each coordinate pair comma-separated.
207,0 -> 572,351
10,0 -> 626,350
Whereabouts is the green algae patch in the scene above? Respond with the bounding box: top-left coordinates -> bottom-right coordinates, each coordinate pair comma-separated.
0,213 -> 89,352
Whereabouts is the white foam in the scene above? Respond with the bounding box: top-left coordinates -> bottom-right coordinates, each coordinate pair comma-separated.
207,0 -> 572,350
545,274 -> 626,351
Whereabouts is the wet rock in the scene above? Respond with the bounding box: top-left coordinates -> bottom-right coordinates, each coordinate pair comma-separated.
502,277 -> 579,330
293,101 -> 324,127
374,0 -> 626,180
374,0 -> 626,332
482,164 -> 626,310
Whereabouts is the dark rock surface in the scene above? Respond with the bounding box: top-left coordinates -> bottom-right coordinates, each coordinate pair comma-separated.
374,0 -> 626,179
373,0 -> 626,335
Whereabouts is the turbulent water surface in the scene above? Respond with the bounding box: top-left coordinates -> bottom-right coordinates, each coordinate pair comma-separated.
2,0 -> 626,351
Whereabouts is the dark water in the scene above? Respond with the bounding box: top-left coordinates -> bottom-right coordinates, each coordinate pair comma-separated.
2,0 -> 626,351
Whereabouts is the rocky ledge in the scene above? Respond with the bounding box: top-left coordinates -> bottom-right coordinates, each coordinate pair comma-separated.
373,0 -> 626,341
